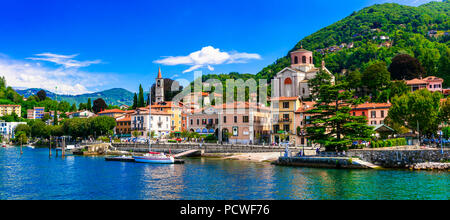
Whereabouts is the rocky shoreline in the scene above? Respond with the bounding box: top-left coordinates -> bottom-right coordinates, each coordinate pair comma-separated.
407,162 -> 450,171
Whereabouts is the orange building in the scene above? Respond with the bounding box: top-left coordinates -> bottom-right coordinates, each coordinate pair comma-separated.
116,115 -> 131,137
350,103 -> 391,126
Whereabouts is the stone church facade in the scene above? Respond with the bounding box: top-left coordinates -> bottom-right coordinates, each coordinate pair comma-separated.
273,47 -> 334,99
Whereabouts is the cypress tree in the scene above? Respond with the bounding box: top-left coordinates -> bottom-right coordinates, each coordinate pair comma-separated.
132,93 -> 138,109
138,84 -> 145,107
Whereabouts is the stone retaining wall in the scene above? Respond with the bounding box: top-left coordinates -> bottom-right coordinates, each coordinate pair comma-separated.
347,149 -> 449,168
111,143 -> 289,153
275,157 -> 368,169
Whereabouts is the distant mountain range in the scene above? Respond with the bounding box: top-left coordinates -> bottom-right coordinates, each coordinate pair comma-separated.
15,88 -> 135,106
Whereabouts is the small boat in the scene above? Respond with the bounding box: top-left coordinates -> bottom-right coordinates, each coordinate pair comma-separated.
27,145 -> 35,149
2,144 -> 7,148
133,152 -> 175,164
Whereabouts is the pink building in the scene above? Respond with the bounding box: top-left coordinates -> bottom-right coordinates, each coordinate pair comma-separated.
405,76 -> 444,93
423,76 -> 444,93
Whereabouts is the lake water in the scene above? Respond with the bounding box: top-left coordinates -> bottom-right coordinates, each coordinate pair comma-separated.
0,147 -> 448,200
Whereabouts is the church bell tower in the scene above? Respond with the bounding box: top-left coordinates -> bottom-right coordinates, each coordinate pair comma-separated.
155,67 -> 164,103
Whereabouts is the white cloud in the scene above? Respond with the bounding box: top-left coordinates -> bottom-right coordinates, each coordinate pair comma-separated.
0,54 -> 116,95
154,46 -> 261,73
27,53 -> 102,68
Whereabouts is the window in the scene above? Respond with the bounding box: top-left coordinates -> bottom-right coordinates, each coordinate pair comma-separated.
283,114 -> 290,121
294,56 -> 298,64
234,116 -> 238,123
283,102 -> 289,109
190,119 -> 193,125
381,111 -> 385,118
302,56 -> 306,63
283,124 -> 290,132
302,88 -> 305,94
223,116 -> 227,123
197,119 -> 199,125
353,112 -> 356,116
215,119 -> 218,124
284,78 -> 292,85
243,116 -> 249,123
371,111 -> 376,118
309,56 -> 312,64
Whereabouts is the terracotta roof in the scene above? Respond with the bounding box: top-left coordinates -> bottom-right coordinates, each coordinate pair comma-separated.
295,101 -> 317,113
117,115 -> 131,122
151,101 -> 181,108
423,76 -> 444,82
270,97 -> 299,101
405,78 -> 427,85
353,103 -> 391,110
98,109 -> 126,114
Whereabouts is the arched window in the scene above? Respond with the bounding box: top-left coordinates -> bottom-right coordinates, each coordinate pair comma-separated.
294,56 -> 298,64
284,78 -> 292,85
302,56 -> 306,64
309,56 -> 312,64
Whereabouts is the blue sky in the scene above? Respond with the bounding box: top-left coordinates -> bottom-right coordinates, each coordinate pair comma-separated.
0,0 -> 441,94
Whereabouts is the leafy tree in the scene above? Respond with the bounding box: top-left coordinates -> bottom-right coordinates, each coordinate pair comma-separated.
37,90 -> 47,101
31,120 -> 47,138
90,116 -> 116,137
437,48 -> 450,87
306,82 -> 374,152
14,124 -> 31,137
92,98 -> 108,114
440,98 -> 450,123
308,69 -> 333,100
362,61 -> 391,97
388,89 -> 442,138
389,54 -> 425,80
14,131 -> 28,144
79,103 -> 86,111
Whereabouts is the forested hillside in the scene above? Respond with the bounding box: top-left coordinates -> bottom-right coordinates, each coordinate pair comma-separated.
204,1 -> 450,87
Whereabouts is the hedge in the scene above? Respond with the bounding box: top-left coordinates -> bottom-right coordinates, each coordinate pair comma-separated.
370,138 -> 407,148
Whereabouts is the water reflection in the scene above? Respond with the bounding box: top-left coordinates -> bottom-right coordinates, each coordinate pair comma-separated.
0,148 -> 449,200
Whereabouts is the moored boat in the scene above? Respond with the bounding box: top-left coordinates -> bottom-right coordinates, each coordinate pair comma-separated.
133,152 -> 175,164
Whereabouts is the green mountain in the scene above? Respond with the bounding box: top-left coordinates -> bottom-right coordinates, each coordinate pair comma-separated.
204,1 -> 450,87
16,88 -> 134,106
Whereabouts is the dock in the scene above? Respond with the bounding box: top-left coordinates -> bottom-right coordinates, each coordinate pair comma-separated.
173,150 -> 202,158
105,156 -> 135,162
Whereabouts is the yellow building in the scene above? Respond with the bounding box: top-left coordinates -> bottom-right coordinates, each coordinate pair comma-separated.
151,101 -> 182,132
270,97 -> 301,144
0,105 -> 21,117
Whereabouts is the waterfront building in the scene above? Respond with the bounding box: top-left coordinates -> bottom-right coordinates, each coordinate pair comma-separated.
187,106 -> 219,137
350,102 -> 391,126
97,109 -> 126,118
272,46 -> 334,99
0,120 -> 27,140
131,108 -> 171,138
217,102 -> 271,144
0,105 -> 21,117
271,97 -> 302,144
294,101 -> 316,146
27,107 -> 45,119
116,115 -> 131,137
151,101 -> 183,132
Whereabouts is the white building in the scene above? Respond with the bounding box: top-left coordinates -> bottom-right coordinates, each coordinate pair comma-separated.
131,108 -> 171,138
68,110 -> 95,119
273,47 -> 334,99
0,121 -> 27,140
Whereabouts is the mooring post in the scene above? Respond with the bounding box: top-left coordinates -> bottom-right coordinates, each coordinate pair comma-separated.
49,136 -> 52,157
62,137 -> 65,158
